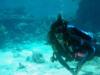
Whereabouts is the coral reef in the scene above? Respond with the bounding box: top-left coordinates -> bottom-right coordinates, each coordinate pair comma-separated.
26,51 -> 45,63
0,8 -> 52,49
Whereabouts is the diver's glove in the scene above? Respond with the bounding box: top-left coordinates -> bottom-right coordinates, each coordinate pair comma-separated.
51,53 -> 57,62
51,56 -> 57,62
73,68 -> 79,75
68,67 -> 78,75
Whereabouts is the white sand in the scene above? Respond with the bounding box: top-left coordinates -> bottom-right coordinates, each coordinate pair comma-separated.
0,41 -> 99,75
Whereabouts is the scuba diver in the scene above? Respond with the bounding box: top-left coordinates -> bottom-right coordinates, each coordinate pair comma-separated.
48,14 -> 97,75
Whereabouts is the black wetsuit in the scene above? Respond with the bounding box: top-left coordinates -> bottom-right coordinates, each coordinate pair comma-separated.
48,15 -> 96,75
63,25 -> 95,60
61,24 -> 96,75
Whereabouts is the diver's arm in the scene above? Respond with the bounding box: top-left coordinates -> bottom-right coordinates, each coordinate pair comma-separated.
55,52 -> 74,74
75,46 -> 95,75
50,42 -> 72,69
75,54 -> 88,75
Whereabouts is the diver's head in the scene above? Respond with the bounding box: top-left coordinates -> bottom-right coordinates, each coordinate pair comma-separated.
56,14 -> 69,32
56,14 -> 63,25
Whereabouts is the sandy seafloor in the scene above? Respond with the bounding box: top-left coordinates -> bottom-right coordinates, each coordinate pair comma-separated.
0,41 -> 100,75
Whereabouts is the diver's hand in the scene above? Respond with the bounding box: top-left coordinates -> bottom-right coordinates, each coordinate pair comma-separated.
73,65 -> 81,75
51,56 -> 57,62
68,68 -> 77,75
73,70 -> 78,75
69,67 -> 78,75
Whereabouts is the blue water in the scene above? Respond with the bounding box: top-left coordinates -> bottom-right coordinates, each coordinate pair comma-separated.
0,0 -> 100,75
0,0 -> 79,17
